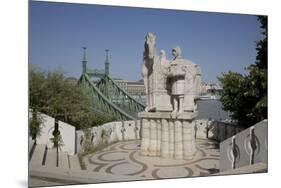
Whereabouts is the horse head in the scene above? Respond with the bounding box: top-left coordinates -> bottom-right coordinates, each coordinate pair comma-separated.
144,32 -> 156,60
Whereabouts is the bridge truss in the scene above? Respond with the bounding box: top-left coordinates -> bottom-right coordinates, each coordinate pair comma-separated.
78,48 -> 145,121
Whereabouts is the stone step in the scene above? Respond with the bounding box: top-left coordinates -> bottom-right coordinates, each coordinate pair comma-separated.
45,148 -> 57,168
58,152 -> 69,170
216,163 -> 268,175
69,155 -> 81,170
30,144 -> 46,167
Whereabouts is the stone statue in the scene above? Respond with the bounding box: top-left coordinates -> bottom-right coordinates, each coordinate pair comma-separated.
139,33 -> 201,160
142,33 -> 172,112
167,46 -> 201,114
142,32 -> 156,111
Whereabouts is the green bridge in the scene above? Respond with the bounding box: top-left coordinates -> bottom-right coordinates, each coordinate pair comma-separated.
78,47 -> 145,121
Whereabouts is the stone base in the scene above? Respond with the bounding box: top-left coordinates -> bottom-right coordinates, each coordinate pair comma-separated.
138,112 -> 197,160
150,90 -> 173,112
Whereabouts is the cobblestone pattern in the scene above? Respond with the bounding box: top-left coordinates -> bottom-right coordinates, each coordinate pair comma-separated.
84,139 -> 220,180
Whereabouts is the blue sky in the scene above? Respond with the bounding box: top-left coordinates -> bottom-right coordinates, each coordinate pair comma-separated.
29,1 -> 262,83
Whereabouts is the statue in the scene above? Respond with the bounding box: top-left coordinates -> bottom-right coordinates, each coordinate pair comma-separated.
142,32 -> 156,112
139,33 -> 201,159
167,46 -> 201,114
142,33 -> 172,112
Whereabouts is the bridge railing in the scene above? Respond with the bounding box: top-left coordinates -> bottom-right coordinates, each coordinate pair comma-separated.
79,73 -> 135,120
96,75 -> 145,116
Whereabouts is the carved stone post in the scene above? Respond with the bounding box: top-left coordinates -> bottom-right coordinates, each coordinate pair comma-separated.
168,120 -> 175,158
149,119 -> 157,156
156,119 -> 161,156
140,119 -> 150,156
174,120 -> 183,159
183,120 -> 196,160
161,119 -> 169,158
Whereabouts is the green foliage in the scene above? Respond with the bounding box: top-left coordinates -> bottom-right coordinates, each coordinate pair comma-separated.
29,64 -> 114,131
29,108 -> 43,142
218,16 -> 267,127
50,129 -> 63,149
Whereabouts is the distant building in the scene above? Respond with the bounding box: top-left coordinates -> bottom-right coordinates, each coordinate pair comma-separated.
127,80 -> 145,96
201,82 -> 223,95
114,79 -> 145,96
114,78 -> 128,91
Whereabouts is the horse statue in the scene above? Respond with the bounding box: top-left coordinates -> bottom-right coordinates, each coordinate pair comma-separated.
142,32 -> 156,111
142,32 -> 172,112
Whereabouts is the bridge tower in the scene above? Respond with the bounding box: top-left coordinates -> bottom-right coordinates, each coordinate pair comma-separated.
104,49 -> 110,98
82,47 -> 87,74
104,49 -> 110,76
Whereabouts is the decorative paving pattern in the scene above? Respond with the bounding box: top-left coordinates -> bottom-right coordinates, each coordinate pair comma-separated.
84,139 -> 219,181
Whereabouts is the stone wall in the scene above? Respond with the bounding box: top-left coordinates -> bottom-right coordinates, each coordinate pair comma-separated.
76,120 -> 140,154
194,119 -> 244,142
29,112 -> 76,155
219,120 -> 268,172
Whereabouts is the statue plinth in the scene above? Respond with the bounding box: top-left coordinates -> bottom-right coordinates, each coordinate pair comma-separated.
138,111 -> 197,160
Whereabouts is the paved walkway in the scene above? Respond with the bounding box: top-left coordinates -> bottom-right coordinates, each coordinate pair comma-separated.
84,139 -> 220,181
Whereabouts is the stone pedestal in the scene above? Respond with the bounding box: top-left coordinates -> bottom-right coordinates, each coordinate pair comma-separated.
139,112 -> 197,160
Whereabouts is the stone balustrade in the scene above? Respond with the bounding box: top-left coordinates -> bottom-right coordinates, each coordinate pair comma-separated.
194,119 -> 244,142
219,120 -> 268,172
29,110 -> 141,155
29,111 -> 76,155
75,120 -> 141,154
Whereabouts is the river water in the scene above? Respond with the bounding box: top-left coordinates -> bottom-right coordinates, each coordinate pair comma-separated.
196,99 -> 230,120
135,97 -> 230,120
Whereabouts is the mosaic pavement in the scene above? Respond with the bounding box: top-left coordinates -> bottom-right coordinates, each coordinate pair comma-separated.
84,139 -> 220,181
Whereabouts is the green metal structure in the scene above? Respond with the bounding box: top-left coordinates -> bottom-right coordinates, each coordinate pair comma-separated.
78,47 -> 145,120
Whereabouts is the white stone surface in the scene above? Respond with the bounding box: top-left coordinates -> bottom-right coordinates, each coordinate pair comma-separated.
183,120 -> 196,160
30,111 -> 142,156
58,121 -> 76,155
174,120 -> 183,159
139,112 -> 198,159
149,119 -> 157,156
168,120 -> 175,158
160,119 -> 169,158
29,112 -> 76,156
142,32 -> 172,112
195,119 -> 208,139
33,113 -> 55,146
140,119 -> 150,155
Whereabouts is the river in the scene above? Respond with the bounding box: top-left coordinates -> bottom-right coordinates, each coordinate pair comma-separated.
196,99 -> 230,120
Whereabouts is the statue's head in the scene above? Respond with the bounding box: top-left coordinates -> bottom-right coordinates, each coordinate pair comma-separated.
145,32 -> 156,44
160,50 -> 166,59
172,46 -> 182,59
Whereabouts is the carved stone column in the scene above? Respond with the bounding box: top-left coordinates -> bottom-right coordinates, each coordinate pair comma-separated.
149,119 -> 157,156
168,120 -> 175,158
161,119 -> 169,158
140,119 -> 150,156
174,120 -> 183,159
183,120 -> 196,160
156,119 -> 161,156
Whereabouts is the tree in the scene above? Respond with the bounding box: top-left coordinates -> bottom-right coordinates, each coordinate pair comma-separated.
29,65 -> 46,142
29,65 -> 114,131
218,16 -> 267,127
